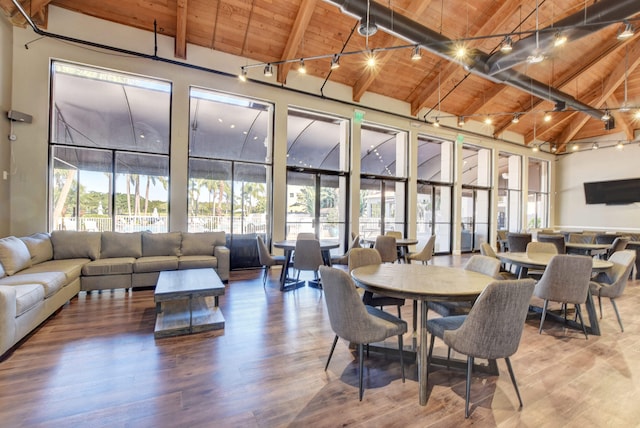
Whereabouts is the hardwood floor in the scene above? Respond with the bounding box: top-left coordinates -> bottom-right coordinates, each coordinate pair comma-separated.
2,255 -> 640,427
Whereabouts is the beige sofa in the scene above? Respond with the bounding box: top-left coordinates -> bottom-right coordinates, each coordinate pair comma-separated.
0,231 -> 230,357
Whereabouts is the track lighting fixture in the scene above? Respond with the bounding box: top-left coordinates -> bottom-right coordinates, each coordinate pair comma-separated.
263,63 -> 273,77
411,45 -> 422,61
553,32 -> 567,47
298,59 -> 306,74
239,67 -> 247,82
617,22 -> 634,40
544,113 -> 552,122
433,117 -> 440,127
484,117 -> 492,125
330,54 -> 340,70
527,51 -> 544,64
572,144 -> 579,151
592,142 -> 599,150
511,114 -> 520,124
601,110 -> 611,121
500,36 -> 513,53
532,145 -> 539,152
551,145 -> 557,152
366,52 -> 376,67
616,141 -> 625,150
458,116 -> 465,127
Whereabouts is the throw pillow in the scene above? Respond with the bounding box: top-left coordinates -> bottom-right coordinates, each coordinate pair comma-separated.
101,232 -> 142,258
20,233 -> 54,264
51,231 -> 101,260
0,236 -> 33,275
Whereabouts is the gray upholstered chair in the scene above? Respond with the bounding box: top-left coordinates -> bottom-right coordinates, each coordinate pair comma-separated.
537,234 -> 566,254
533,254 -> 592,339
293,239 -> 325,286
525,242 -> 558,279
426,278 -> 536,418
428,255 -> 501,317
407,235 -> 435,265
384,231 -> 404,262
590,250 -> 636,332
595,233 -> 618,245
506,232 -> 532,252
349,248 -> 405,318
319,266 -> 406,401
568,233 -> 595,244
331,234 -> 361,266
256,235 -> 286,286
374,235 -> 398,264
606,236 -> 629,260
296,232 -> 316,240
480,243 -> 516,279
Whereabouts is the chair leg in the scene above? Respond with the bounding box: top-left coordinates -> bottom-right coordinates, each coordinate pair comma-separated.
504,357 -> 523,408
575,304 -> 589,340
262,266 -> 269,286
398,334 -> 405,383
539,300 -> 549,334
598,295 -> 603,319
324,335 -> 339,371
397,305 -> 402,318
610,299 -> 624,332
465,356 -> 474,418
358,343 -> 364,401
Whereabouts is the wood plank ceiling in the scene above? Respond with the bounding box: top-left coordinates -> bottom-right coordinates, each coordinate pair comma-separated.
3,0 -> 640,152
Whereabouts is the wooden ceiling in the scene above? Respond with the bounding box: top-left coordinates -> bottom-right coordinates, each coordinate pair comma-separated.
3,0 -> 640,152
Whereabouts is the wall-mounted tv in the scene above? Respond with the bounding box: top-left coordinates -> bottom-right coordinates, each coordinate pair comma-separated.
583,178 -> 640,205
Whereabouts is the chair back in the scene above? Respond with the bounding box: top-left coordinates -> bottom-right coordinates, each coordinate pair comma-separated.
444,279 -> 536,360
409,235 -> 436,263
526,241 -> 558,256
568,233 -> 595,244
595,250 -> 636,298
374,235 -> 398,263
256,235 -> 275,266
348,248 -> 382,272
351,234 -> 362,249
595,234 -> 618,245
533,255 -> 592,304
297,232 -> 316,240
294,239 -> 324,271
537,234 -> 566,254
320,266 -> 395,344
480,242 -> 498,258
610,237 -> 630,255
385,231 -> 403,239
463,255 -> 501,279
507,233 -> 532,252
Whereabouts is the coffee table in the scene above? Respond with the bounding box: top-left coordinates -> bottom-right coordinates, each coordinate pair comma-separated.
154,268 -> 225,338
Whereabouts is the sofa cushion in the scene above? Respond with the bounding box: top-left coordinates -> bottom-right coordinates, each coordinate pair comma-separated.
181,232 -> 226,256
82,257 -> 135,276
142,232 -> 182,257
14,283 -> 45,317
51,231 -> 101,261
0,236 -> 33,275
20,233 -> 54,264
26,259 -> 89,282
0,261 -> 4,278
178,255 -> 217,270
134,256 -> 179,273
2,272 -> 66,298
101,232 -> 142,258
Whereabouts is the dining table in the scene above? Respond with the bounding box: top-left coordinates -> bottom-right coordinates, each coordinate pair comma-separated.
565,242 -> 611,256
273,239 -> 340,291
361,237 -> 419,262
497,251 -> 613,336
351,263 -> 495,406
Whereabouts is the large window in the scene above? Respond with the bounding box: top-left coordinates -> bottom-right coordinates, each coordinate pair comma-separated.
528,158 -> 549,229
416,136 -> 453,253
460,144 -> 491,252
359,124 -> 407,239
188,88 -> 272,236
50,61 -> 171,232
497,152 -> 522,233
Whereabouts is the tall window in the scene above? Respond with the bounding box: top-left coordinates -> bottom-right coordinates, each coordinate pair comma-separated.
359,123 -> 407,240
286,109 -> 349,253
497,152 -> 522,233
416,136 -> 453,253
528,158 -> 549,229
50,61 -> 171,232
460,144 -> 491,252
188,88 -> 273,236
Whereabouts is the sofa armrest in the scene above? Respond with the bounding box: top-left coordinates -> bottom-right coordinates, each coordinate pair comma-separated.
0,285 -> 17,356
214,246 -> 230,282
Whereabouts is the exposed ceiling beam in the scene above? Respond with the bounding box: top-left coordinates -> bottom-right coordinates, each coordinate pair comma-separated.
175,0 -> 188,59
277,0 -> 317,84
11,0 -> 51,27
557,38 -> 640,150
409,0 -> 521,116
352,1 -> 431,102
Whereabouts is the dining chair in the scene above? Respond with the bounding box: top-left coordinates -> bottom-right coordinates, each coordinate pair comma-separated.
533,254 -> 593,339
319,266 -> 406,401
590,250 -> 636,332
296,232 -> 316,240
374,235 -> 398,264
293,239 -> 325,287
426,278 -> 536,418
568,233 -> 595,244
537,234 -> 566,254
407,235 -> 435,265
525,242 -> 558,279
256,235 -> 286,286
595,233 -> 618,245
348,248 -> 406,318
480,243 -> 516,279
428,255 -> 501,317
606,236 -> 629,260
506,232 -> 532,253
330,234 -> 361,266
385,231 -> 405,262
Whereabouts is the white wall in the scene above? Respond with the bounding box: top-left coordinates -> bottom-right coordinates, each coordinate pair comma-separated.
0,15 -> 13,237
7,6 -> 554,242
556,145 -> 640,232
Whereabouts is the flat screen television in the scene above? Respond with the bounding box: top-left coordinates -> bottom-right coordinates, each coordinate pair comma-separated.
583,178 -> 640,205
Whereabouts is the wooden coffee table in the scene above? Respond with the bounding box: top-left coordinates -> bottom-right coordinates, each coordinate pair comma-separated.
154,268 -> 225,338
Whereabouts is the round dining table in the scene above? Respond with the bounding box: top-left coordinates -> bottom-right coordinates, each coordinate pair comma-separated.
273,240 -> 340,291
361,237 -> 419,262
351,263 -> 495,406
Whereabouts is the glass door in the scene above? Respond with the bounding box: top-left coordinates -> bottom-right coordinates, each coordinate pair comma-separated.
417,183 -> 452,254
461,186 -> 490,252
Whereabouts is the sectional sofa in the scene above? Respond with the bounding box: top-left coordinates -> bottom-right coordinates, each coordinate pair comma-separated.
0,230 -> 230,358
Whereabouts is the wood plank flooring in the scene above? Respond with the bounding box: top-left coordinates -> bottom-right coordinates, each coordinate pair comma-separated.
2,255 -> 640,427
